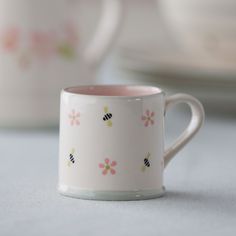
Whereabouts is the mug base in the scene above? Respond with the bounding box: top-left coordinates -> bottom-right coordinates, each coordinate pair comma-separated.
58,185 -> 165,201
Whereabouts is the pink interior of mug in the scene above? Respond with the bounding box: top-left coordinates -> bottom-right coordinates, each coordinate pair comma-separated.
65,85 -> 162,97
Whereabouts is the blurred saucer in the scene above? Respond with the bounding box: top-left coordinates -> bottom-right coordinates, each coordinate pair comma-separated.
118,45 -> 236,83
117,45 -> 236,114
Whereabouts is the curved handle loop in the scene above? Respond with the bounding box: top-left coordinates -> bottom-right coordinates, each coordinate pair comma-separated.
83,0 -> 123,67
164,94 -> 205,168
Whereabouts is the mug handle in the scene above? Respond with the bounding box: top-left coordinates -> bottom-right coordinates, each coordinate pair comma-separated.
164,94 -> 205,168
83,0 -> 123,67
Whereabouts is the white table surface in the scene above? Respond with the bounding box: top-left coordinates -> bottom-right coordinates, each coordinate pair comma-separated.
1,110 -> 236,236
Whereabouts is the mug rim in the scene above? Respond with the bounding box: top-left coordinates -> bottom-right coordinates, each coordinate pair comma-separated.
63,85 -> 164,99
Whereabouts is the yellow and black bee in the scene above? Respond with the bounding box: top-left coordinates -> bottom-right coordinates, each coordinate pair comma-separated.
141,152 -> 151,172
68,148 -> 76,167
103,106 -> 112,127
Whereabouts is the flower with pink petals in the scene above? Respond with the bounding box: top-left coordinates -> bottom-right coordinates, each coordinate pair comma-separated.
1,27 -> 19,51
141,109 -> 155,127
30,31 -> 57,60
99,158 -> 117,175
68,109 -> 80,126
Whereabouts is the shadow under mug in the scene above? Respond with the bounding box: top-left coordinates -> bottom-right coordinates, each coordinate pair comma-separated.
58,85 -> 204,200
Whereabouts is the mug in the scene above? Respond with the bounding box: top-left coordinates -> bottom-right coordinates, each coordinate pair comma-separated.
58,85 -> 204,200
0,0 -> 122,127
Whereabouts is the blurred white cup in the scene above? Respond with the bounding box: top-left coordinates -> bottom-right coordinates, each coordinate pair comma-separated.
0,0 -> 123,127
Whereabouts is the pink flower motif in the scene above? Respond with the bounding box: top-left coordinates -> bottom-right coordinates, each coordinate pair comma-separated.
141,110 -> 155,127
68,109 -> 80,126
1,27 -> 19,51
30,31 -> 57,60
99,158 -> 117,175
64,22 -> 79,47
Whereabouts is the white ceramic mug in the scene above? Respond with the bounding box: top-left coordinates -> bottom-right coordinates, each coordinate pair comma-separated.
0,0 -> 122,127
58,85 -> 204,200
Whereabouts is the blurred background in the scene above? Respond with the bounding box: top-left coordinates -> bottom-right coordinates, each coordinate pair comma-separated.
0,0 -> 236,128
1,1 -> 236,235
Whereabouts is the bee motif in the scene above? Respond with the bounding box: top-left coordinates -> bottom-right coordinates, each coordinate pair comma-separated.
103,106 -> 112,127
141,152 -> 151,172
68,148 -> 76,167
